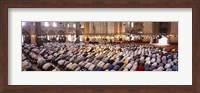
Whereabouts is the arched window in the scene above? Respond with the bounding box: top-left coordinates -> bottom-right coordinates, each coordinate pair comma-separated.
131,22 -> 134,27
52,22 -> 57,27
22,22 -> 26,27
44,22 -> 49,27
73,23 -> 76,28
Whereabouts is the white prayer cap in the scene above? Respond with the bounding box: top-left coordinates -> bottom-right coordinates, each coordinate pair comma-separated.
123,68 -> 129,71
99,62 -> 105,68
47,55 -> 53,60
166,68 -> 172,71
37,57 -> 45,64
66,63 -> 73,69
84,63 -> 92,69
103,63 -> 110,70
157,67 -> 164,71
75,67 -> 81,71
42,63 -> 52,71
22,60 -> 32,70
145,57 -> 151,61
125,63 -> 133,69
97,61 -> 102,67
173,59 -> 178,63
52,67 -> 60,71
129,61 -> 135,64
156,58 -> 161,63
165,63 -> 171,69
151,58 -> 156,62
145,61 -> 151,65
88,64 -> 95,71
153,69 -> 158,71
152,62 -> 158,66
71,63 -> 78,70
168,59 -> 172,63
68,63 -> 75,70
58,60 -> 66,66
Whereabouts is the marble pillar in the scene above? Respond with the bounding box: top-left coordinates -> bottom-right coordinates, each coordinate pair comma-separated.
35,22 -> 43,46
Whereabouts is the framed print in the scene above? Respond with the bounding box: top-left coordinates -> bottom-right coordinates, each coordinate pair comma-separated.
10,9 -> 190,85
0,0 -> 200,93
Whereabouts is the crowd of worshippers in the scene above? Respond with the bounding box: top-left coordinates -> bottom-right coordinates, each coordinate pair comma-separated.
22,42 -> 178,71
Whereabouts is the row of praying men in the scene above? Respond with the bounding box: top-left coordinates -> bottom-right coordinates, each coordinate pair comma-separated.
22,42 -> 178,71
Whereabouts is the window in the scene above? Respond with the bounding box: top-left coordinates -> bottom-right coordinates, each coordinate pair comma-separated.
44,22 -> 49,27
52,22 -> 57,27
131,22 -> 134,27
73,23 -> 76,28
22,22 -> 26,27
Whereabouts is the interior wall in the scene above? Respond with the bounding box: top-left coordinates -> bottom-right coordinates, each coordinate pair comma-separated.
22,22 -> 178,44
169,22 -> 178,44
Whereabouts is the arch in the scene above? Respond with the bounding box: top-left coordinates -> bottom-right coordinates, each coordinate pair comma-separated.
57,30 -> 65,35
47,30 -> 56,35
41,30 -> 47,35
22,29 -> 30,35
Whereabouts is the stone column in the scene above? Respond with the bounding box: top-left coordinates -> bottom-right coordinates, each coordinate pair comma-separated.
170,22 -> 178,35
143,22 -> 153,34
29,22 -> 36,44
100,22 -> 102,34
107,22 -> 115,34
84,22 -> 89,35
89,22 -> 95,34
153,22 -> 160,34
114,22 -> 118,34
117,22 -> 120,34
143,22 -> 153,43
169,22 -> 178,44
104,22 -> 107,34
64,22 -> 68,42
75,22 -> 81,43
35,22 -> 43,46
